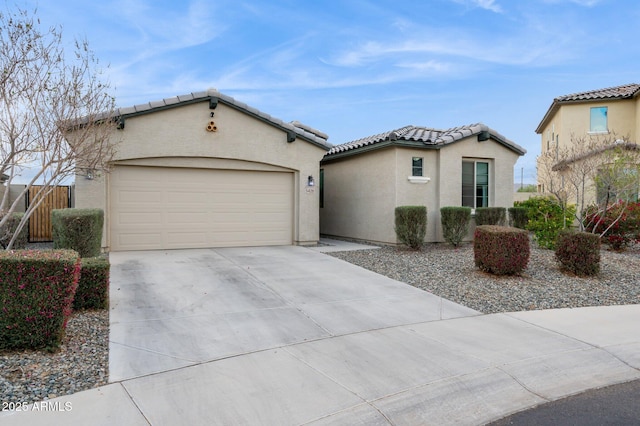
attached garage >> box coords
[74,89,330,251]
[109,166,294,251]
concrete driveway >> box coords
[2,243,639,425]
[108,245,478,381]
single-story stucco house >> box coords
[319,124,526,244]
[75,89,330,251]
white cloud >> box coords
[450,0,504,13]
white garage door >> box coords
[110,166,293,251]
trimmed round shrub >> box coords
[508,206,528,229]
[474,225,530,275]
[74,257,110,310]
[440,206,471,247]
[474,207,506,226]
[0,249,80,350]
[555,230,600,276]
[394,206,427,250]
[52,208,103,258]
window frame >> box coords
[412,157,424,177]
[319,168,324,208]
[462,160,490,209]
[589,106,608,134]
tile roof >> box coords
[536,83,640,133]
[555,83,640,102]
[115,89,331,149]
[325,123,525,158]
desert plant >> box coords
[394,206,427,249]
[440,206,471,247]
[584,201,640,251]
[52,208,103,258]
[516,196,575,249]
[74,257,110,310]
[508,206,528,229]
[474,207,506,226]
[0,249,80,350]
[555,230,600,276]
[474,225,530,275]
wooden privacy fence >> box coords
[27,186,71,242]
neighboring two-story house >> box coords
[535,83,640,204]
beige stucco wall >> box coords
[320,148,397,244]
[539,99,638,159]
[75,100,327,249]
[393,148,440,242]
[320,135,520,244]
[537,97,639,196]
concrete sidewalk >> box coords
[1,244,639,425]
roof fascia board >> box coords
[322,140,439,163]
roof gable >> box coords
[115,89,331,150]
[536,83,640,134]
[323,123,525,160]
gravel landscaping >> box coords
[0,310,109,407]
[329,242,640,314]
[2,240,639,408]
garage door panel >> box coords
[166,212,209,225]
[110,166,293,251]
[118,190,163,204]
[117,212,163,225]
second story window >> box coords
[590,106,608,133]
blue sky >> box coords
[18,0,640,184]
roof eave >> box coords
[321,140,438,163]
[116,90,331,151]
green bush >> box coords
[555,230,601,276]
[508,207,528,229]
[0,212,28,249]
[394,206,427,250]
[74,257,110,310]
[516,196,575,249]
[52,208,103,258]
[0,249,80,351]
[474,207,506,226]
[440,206,471,247]
[474,225,530,275]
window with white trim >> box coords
[462,161,489,208]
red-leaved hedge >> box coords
[474,225,530,275]
[555,230,601,276]
[0,249,80,351]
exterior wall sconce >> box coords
[85,169,95,180]
[307,175,315,187]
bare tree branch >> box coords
[0,6,117,249]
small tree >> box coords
[537,134,640,244]
[0,6,117,249]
